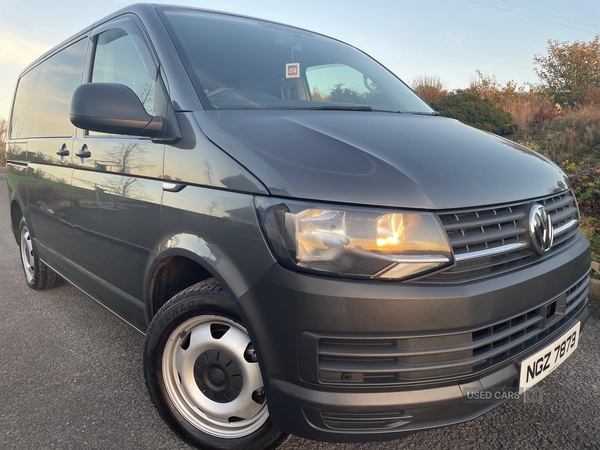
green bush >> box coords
[431,91,514,135]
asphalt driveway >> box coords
[0,167,599,449]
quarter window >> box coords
[307,64,373,104]
[10,39,86,139]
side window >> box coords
[91,28,156,115]
[306,64,390,108]
[11,39,86,139]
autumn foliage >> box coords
[534,35,600,103]
[410,74,447,105]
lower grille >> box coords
[320,410,412,431]
[317,274,589,386]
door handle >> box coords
[56,146,70,157]
[75,145,91,159]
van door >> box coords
[69,16,165,325]
[10,38,87,274]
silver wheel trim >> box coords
[20,227,35,283]
[162,315,269,439]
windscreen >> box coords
[162,9,433,113]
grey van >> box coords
[5,4,591,449]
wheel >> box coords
[18,218,63,290]
[144,278,289,450]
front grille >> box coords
[317,274,589,386]
[428,191,580,282]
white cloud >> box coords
[0,31,52,119]
[445,33,465,49]
[0,30,50,66]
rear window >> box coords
[162,9,431,114]
[11,39,86,139]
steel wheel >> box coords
[161,315,269,439]
[20,226,35,283]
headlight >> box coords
[255,197,453,280]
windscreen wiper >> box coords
[405,111,441,116]
[296,105,374,111]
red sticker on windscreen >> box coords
[286,63,300,78]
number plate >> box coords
[519,321,580,390]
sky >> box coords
[0,0,599,120]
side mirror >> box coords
[70,83,163,137]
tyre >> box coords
[18,218,63,290]
[144,278,288,450]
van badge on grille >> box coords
[528,204,554,255]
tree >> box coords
[136,83,155,113]
[311,87,330,102]
[328,83,368,104]
[0,117,7,166]
[431,91,514,135]
[469,70,523,106]
[411,74,447,105]
[533,35,600,102]
[0,117,7,144]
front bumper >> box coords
[236,233,591,443]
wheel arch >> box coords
[144,232,269,324]
[6,163,31,245]
[10,199,25,244]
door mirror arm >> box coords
[152,95,182,145]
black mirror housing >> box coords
[70,83,163,137]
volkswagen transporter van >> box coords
[5,4,591,449]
